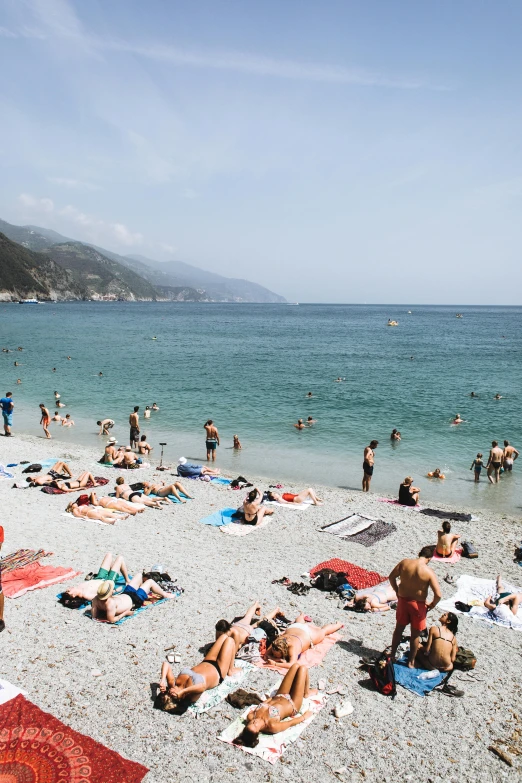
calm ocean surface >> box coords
[1,302,521,514]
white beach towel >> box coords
[0,679,26,705]
[61,512,118,527]
[265,499,313,510]
[439,574,522,630]
[219,517,270,536]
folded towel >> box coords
[200,508,239,526]
[321,514,374,538]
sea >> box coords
[1,302,521,514]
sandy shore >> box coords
[0,432,521,783]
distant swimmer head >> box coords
[178,457,187,465]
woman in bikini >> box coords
[235,663,315,747]
[484,574,522,616]
[415,612,458,671]
[26,461,73,486]
[156,635,240,710]
[267,488,323,506]
[266,614,343,669]
[114,477,165,508]
[142,479,193,503]
[88,492,146,515]
[241,488,274,526]
[51,471,100,493]
[346,582,397,613]
[435,521,461,558]
[65,500,128,524]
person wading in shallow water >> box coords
[362,440,378,492]
[487,440,504,484]
[204,420,220,461]
[129,406,140,449]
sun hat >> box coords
[97,580,115,601]
[178,457,187,464]
[107,436,117,444]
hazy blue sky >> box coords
[1,0,521,303]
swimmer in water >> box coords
[51,411,63,423]
[233,434,242,450]
[427,468,445,479]
[67,356,71,360]
[99,372,103,377]
[494,393,502,400]
[61,414,75,427]
[14,361,20,367]
[470,392,478,398]
[306,392,313,398]
[152,403,159,411]
[306,416,316,425]
[391,429,401,441]
[334,377,345,383]
[294,419,307,430]
[16,379,21,384]
[52,368,56,372]
[453,414,463,424]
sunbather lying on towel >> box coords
[88,491,146,515]
[266,488,323,506]
[92,573,174,623]
[58,553,130,607]
[141,480,193,503]
[26,461,73,486]
[436,521,461,558]
[415,612,458,672]
[215,601,283,653]
[49,471,101,493]
[176,457,221,478]
[484,575,522,616]
[240,488,274,526]
[156,635,240,710]
[65,499,129,523]
[115,478,165,508]
[235,663,315,747]
[345,582,397,613]
[266,615,343,669]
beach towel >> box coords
[0,679,26,706]
[85,592,179,625]
[0,694,148,783]
[438,575,522,630]
[187,661,255,714]
[432,548,462,564]
[0,464,14,480]
[41,476,109,495]
[2,562,81,598]
[310,559,387,590]
[420,509,475,522]
[378,498,422,510]
[200,507,239,526]
[151,492,191,504]
[265,499,312,510]
[61,512,117,526]
[321,514,374,539]
[210,477,231,485]
[0,549,52,573]
[393,657,445,696]
[256,634,339,674]
[218,691,327,764]
[219,517,270,536]
[349,520,397,548]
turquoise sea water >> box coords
[1,302,521,513]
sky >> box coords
[1,0,522,304]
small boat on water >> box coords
[18,298,43,304]
[456,313,463,318]
[407,310,412,314]
[387,319,399,327]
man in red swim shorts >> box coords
[389,545,441,668]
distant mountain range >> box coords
[0,218,286,303]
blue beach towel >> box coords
[200,508,239,526]
[57,590,179,625]
[210,477,232,486]
[151,492,191,504]
[393,657,445,696]
[0,465,14,479]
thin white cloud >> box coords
[0,26,18,38]
[48,176,100,191]
[18,193,54,212]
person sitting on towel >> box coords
[156,635,240,710]
[345,582,397,613]
[92,573,174,623]
[215,602,283,653]
[266,487,323,506]
[266,614,343,669]
[176,456,221,478]
[435,521,461,558]
[141,479,193,503]
[58,553,131,607]
[240,488,274,526]
[25,461,73,486]
[415,612,459,672]
[398,476,420,506]
[235,663,316,747]
[484,574,522,616]
[115,477,165,508]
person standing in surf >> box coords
[129,406,140,449]
[362,440,378,492]
[39,403,51,439]
[204,420,220,461]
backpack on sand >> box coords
[365,652,396,698]
[311,568,347,592]
[461,541,478,558]
[454,647,477,670]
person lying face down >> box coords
[155,635,240,711]
[114,477,165,508]
[265,614,343,669]
[92,574,174,624]
[345,582,397,613]
[235,663,315,747]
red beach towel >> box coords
[256,634,340,674]
[41,477,109,495]
[310,558,386,589]
[0,694,148,783]
[2,562,81,598]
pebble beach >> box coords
[1,432,521,783]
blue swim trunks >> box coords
[2,412,12,427]
[123,584,148,608]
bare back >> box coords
[392,558,436,601]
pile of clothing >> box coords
[235,614,291,663]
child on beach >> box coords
[233,434,242,449]
[470,453,483,482]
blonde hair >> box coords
[403,476,413,485]
[270,637,290,661]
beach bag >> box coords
[22,463,42,474]
[366,652,396,698]
[454,647,476,670]
[312,568,347,592]
[514,545,522,563]
[461,541,478,559]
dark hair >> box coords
[234,727,260,748]
[6,392,12,397]
[58,593,86,610]
[116,476,124,485]
[266,491,276,501]
[445,612,458,634]
[215,619,231,635]
[140,435,146,441]
[492,440,498,446]
[247,489,258,503]
[442,521,451,533]
[354,597,370,613]
[504,440,509,446]
[206,419,213,425]
[419,545,436,559]
[97,420,102,425]
[154,691,178,712]
[134,406,139,412]
[370,440,379,448]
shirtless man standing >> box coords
[487,440,504,484]
[503,440,519,472]
[204,419,220,461]
[389,545,441,668]
[129,406,140,449]
[362,440,378,492]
